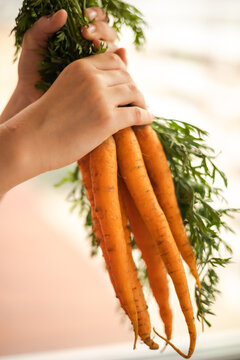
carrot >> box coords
[78,155,112,272]
[134,125,201,290]
[89,136,138,349]
[80,154,158,349]
[114,128,196,358]
[120,179,173,343]
[78,155,101,244]
[118,178,159,350]
[78,155,133,329]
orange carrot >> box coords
[118,178,159,350]
[79,154,158,349]
[78,155,102,244]
[134,125,201,290]
[78,155,132,327]
[121,179,173,343]
[89,136,138,349]
[114,128,196,358]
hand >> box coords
[18,7,118,103]
[82,7,118,53]
[0,51,152,195]
[0,7,118,123]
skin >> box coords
[0,7,152,198]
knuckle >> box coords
[98,106,112,126]
[85,71,97,84]
[97,7,107,19]
[123,70,131,81]
[22,30,31,44]
[118,69,130,81]
[108,52,122,65]
[70,59,96,81]
[22,29,37,49]
[88,72,103,90]
[133,107,143,125]
[22,18,49,50]
[128,82,137,93]
[70,59,86,73]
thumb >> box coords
[22,10,68,51]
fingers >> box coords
[82,21,117,42]
[84,51,126,70]
[47,10,68,33]
[115,48,128,66]
[114,107,153,131]
[99,69,131,87]
[108,82,147,109]
[22,10,67,51]
[92,40,118,53]
[84,7,107,22]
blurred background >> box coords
[0,0,240,359]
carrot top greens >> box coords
[152,118,237,326]
[13,0,237,328]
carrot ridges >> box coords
[120,178,173,343]
[89,136,138,348]
[114,128,196,358]
[118,177,159,350]
[134,125,201,291]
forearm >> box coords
[0,83,41,124]
[0,83,43,200]
[0,122,26,197]
[0,103,41,197]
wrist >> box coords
[0,82,43,124]
[0,85,23,124]
[16,81,43,105]
[0,122,26,195]
[0,100,46,195]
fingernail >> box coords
[100,40,108,48]
[87,9,97,20]
[88,24,96,33]
[93,40,108,51]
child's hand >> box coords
[82,7,118,53]
[0,7,118,123]
[18,7,117,103]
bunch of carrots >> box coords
[78,125,201,358]
[13,0,203,357]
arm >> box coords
[0,84,31,124]
[0,117,32,198]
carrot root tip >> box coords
[133,330,138,350]
[153,328,191,359]
[160,342,168,353]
